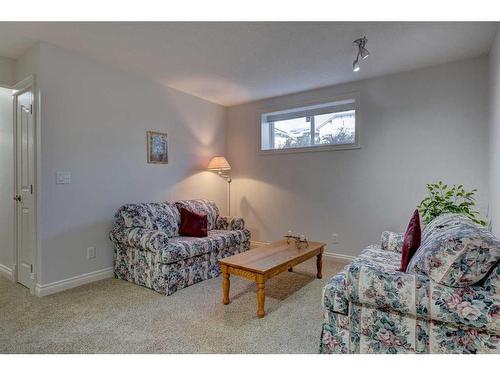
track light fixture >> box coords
[353,36,370,72]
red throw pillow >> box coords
[179,207,208,237]
[400,209,421,272]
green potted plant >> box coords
[418,181,487,226]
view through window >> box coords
[261,97,358,152]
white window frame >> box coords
[259,92,360,154]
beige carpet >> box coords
[0,259,344,353]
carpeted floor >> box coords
[0,258,344,353]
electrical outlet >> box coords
[331,233,339,244]
[87,246,96,260]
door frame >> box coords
[12,75,39,294]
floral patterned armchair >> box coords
[110,199,251,295]
[320,213,500,354]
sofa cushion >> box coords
[117,203,155,229]
[216,215,245,231]
[175,199,220,230]
[147,202,181,237]
[179,207,208,237]
[421,212,475,240]
[160,229,250,264]
[400,209,421,271]
[407,214,500,287]
[116,202,180,237]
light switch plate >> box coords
[56,172,71,184]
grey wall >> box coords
[14,44,40,84]
[0,87,14,272]
[0,56,14,86]
[489,29,500,237]
[227,57,490,257]
[16,43,228,285]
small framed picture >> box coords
[147,131,168,164]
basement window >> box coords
[260,95,359,153]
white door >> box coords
[14,88,35,289]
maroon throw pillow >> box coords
[179,207,208,237]
[400,209,421,272]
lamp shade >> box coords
[207,156,231,171]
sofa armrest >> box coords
[380,231,404,253]
[347,261,426,317]
[110,226,169,252]
[347,262,499,332]
[216,215,245,231]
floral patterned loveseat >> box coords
[109,199,251,295]
[320,213,500,354]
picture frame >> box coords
[147,130,169,164]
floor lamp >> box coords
[207,156,232,216]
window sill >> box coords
[259,143,361,155]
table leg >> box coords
[222,270,230,305]
[316,251,323,279]
[257,279,265,318]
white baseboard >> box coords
[323,252,355,264]
[35,267,114,297]
[0,263,14,282]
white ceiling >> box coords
[0,22,497,106]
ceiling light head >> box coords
[352,36,370,71]
[352,59,360,72]
[360,47,370,59]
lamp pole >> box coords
[218,170,232,216]
[227,176,232,216]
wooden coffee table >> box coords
[219,239,325,318]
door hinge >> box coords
[30,184,33,194]
[30,264,33,273]
[30,104,33,114]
